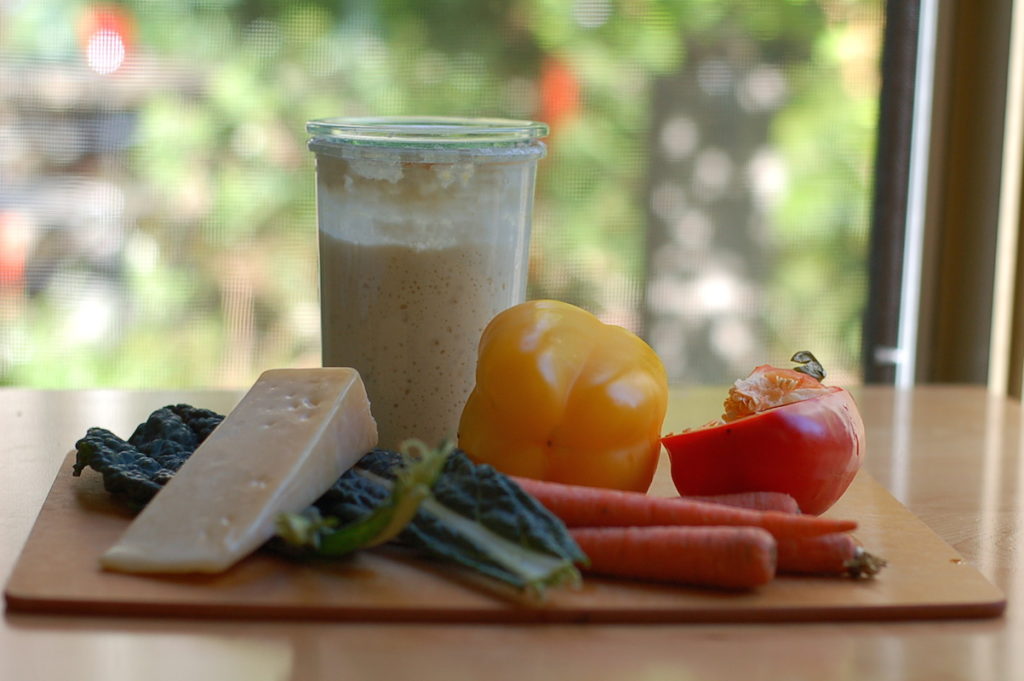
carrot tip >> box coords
[845,548,887,578]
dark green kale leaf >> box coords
[126,404,223,456]
[309,448,587,592]
[72,404,224,509]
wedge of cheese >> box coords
[101,367,378,573]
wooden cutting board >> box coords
[3,452,1006,623]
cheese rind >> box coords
[101,367,378,573]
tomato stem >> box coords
[790,351,826,381]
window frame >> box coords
[863,0,1024,392]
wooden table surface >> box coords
[1,384,1021,681]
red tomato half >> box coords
[662,364,865,516]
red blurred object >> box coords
[538,56,580,136]
[0,212,28,289]
[77,4,135,74]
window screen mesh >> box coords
[0,1,883,388]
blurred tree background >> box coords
[0,0,882,389]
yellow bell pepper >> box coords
[458,299,669,492]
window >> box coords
[0,1,884,388]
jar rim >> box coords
[306,116,549,148]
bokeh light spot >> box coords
[86,29,126,75]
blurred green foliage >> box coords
[0,0,881,388]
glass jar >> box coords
[307,116,548,448]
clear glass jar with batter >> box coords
[307,116,547,449]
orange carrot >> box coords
[776,533,886,578]
[680,491,801,514]
[513,476,857,540]
[570,526,777,590]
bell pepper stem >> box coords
[791,351,826,381]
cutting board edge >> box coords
[4,585,1007,625]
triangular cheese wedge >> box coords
[101,367,378,573]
